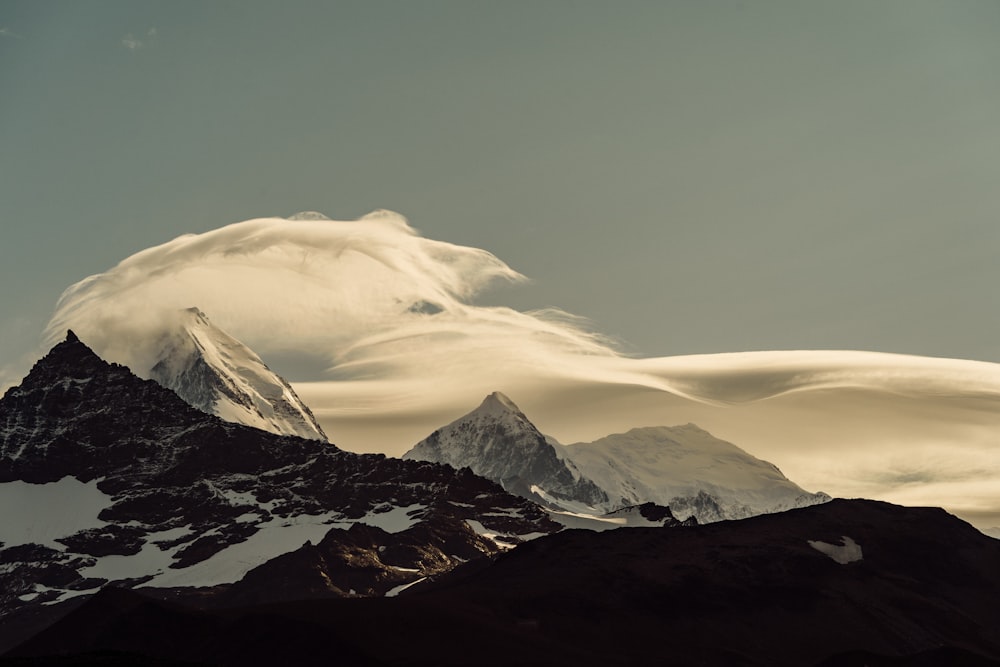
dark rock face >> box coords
[602,501,699,526]
[5,500,1000,667]
[0,333,559,650]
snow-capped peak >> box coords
[406,392,829,524]
[473,391,524,418]
[560,425,830,522]
[148,307,328,441]
[403,392,609,510]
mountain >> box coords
[5,500,999,667]
[0,333,558,651]
[148,307,327,441]
[404,393,828,523]
[563,424,830,522]
[403,392,609,511]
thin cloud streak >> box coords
[42,212,1000,529]
[121,27,156,51]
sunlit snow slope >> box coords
[148,307,327,441]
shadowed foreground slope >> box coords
[4,499,1000,667]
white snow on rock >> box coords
[808,535,863,564]
[385,577,426,597]
[354,503,426,533]
[561,424,830,523]
[544,505,680,532]
[67,503,430,591]
[407,392,828,525]
[0,478,112,548]
[77,526,192,586]
[465,519,546,550]
[148,307,328,441]
[148,511,343,588]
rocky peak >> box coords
[403,392,609,511]
[0,339,560,635]
[475,391,523,418]
[147,307,328,441]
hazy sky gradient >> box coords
[4,1,1000,378]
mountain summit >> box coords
[564,424,831,522]
[0,334,557,645]
[406,392,830,522]
[148,307,327,441]
[404,392,610,511]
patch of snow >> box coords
[79,526,191,582]
[808,535,863,564]
[464,519,545,549]
[0,478,112,548]
[148,511,342,588]
[530,485,600,515]
[385,577,426,597]
[545,510,628,532]
[356,504,425,533]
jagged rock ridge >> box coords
[0,333,558,641]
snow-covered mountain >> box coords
[0,333,558,638]
[148,307,327,441]
[403,392,609,511]
[405,392,829,523]
[562,424,830,523]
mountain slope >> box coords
[561,424,830,522]
[403,392,609,510]
[148,307,327,441]
[0,333,558,650]
[405,393,827,523]
[6,500,1000,667]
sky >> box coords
[3,2,1000,526]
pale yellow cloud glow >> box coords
[44,213,1000,529]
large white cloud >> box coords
[43,211,1000,529]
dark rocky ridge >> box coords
[0,332,558,650]
[4,499,999,666]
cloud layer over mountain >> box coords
[42,212,1000,528]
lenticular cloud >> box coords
[44,211,617,386]
[42,211,1000,528]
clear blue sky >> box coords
[3,0,1000,382]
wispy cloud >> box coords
[39,210,1000,529]
[0,26,22,39]
[121,27,157,51]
